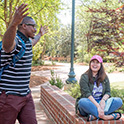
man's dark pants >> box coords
[0,91,37,124]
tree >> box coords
[0,0,62,61]
[75,0,97,62]
[75,0,124,66]
[86,0,124,66]
[45,24,72,58]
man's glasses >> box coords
[20,23,37,28]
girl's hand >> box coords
[97,106,104,118]
[100,99,105,110]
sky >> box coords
[57,0,81,25]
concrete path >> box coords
[31,62,124,84]
[32,94,54,124]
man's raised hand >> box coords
[11,3,29,26]
[39,25,48,36]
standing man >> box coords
[0,3,48,124]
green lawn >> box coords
[110,81,124,89]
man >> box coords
[0,3,48,124]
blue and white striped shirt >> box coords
[0,31,33,96]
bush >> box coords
[118,68,124,73]
[49,70,64,89]
[104,64,124,73]
[111,88,124,113]
[105,65,116,73]
[65,83,81,99]
[32,59,45,66]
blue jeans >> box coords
[78,97,123,118]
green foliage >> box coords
[0,0,62,61]
[46,25,72,58]
[85,0,124,66]
[111,88,124,113]
[75,0,100,63]
[75,0,124,66]
[104,63,124,73]
[49,70,64,89]
[105,65,116,73]
[119,68,124,72]
[110,81,124,89]
[65,83,81,99]
[32,42,43,61]
[32,59,45,66]
[51,61,56,65]
[83,54,92,63]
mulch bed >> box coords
[29,75,49,88]
[30,65,56,87]
[31,65,59,71]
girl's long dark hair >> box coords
[85,62,107,86]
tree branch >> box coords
[11,0,20,17]
[8,0,14,25]
[4,0,8,28]
[34,5,46,16]
[0,16,5,22]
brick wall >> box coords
[40,84,124,124]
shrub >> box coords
[65,83,81,99]
[49,70,64,89]
[105,65,116,73]
[111,88,124,113]
[119,68,124,73]
[32,59,44,66]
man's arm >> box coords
[2,3,29,53]
[32,25,48,46]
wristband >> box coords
[102,99,106,101]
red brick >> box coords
[40,85,124,124]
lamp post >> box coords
[66,0,77,84]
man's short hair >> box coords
[21,16,34,24]
[18,16,34,29]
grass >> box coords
[110,81,124,89]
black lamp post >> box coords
[66,0,77,84]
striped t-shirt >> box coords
[0,31,33,96]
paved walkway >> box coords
[32,90,54,124]
[32,62,124,83]
[16,62,124,124]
